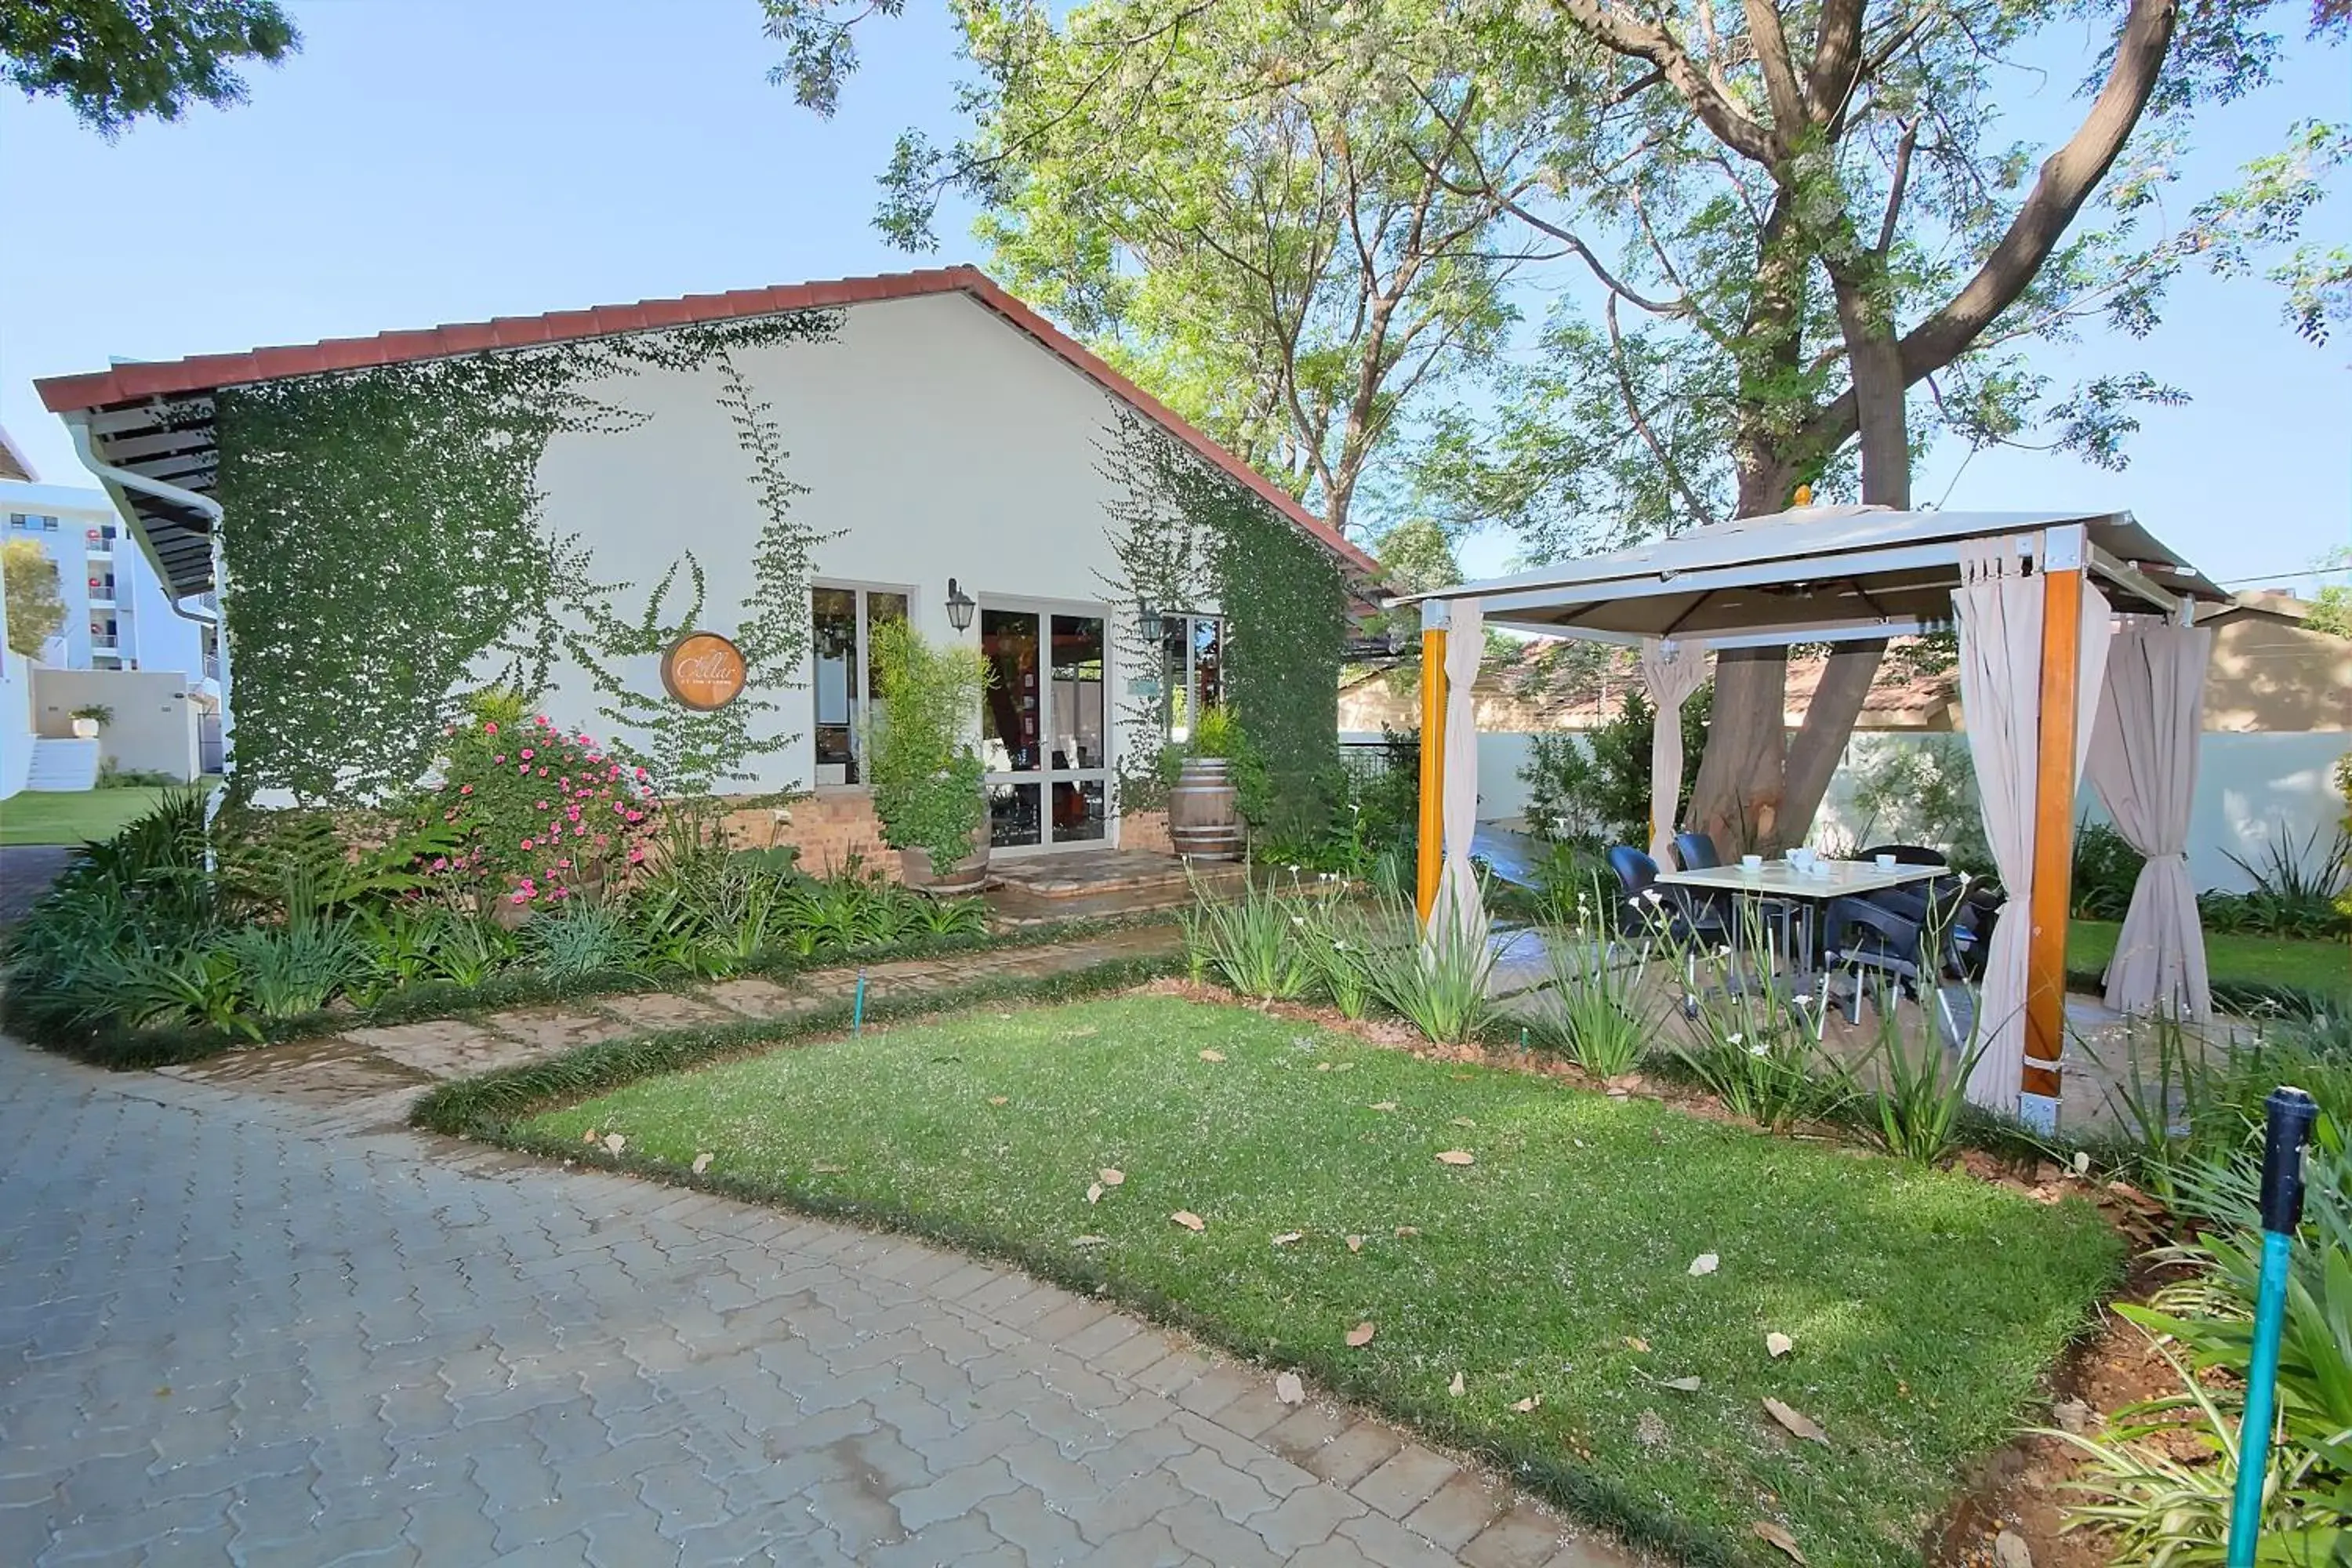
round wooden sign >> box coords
[660,632,748,711]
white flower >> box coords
[1642,888,1664,906]
[1748,1041,1770,1058]
[1290,916,1305,927]
[1726,1033,1744,1047]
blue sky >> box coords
[3,0,2345,590]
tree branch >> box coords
[1549,0,1780,165]
[1606,296,1718,532]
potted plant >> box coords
[69,702,113,740]
[1169,705,1244,861]
[866,619,993,893]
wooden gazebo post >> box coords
[1416,600,1449,924]
[2022,525,2087,1113]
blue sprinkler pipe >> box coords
[851,969,867,1036]
[2226,1084,2318,1568]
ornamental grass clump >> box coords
[1181,870,1312,1000]
[423,690,659,910]
[1536,880,1661,1077]
[1655,898,1854,1131]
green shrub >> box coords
[523,899,642,982]
[1520,687,1706,851]
[866,620,990,877]
[2200,822,2351,941]
[1534,882,1661,1076]
[2070,818,2145,920]
[1842,735,1994,876]
[1181,874,1311,1000]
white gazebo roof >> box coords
[1396,505,2225,646]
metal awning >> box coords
[1396,505,2224,644]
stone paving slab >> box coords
[0,1034,1646,1567]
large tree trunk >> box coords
[1686,457,1798,852]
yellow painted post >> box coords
[1416,618,1447,924]
[2024,555,2084,1109]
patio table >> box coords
[1655,858,1947,981]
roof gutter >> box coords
[63,410,220,630]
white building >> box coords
[32,268,1372,862]
[2,480,214,679]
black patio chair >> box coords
[1820,875,1984,1041]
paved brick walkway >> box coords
[0,1036,1640,1566]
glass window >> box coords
[809,584,911,786]
[1160,614,1225,742]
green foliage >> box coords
[1534,893,1665,1077]
[1844,737,1994,877]
[67,702,113,726]
[864,619,990,876]
[0,0,297,136]
[2,537,64,657]
[1185,706,1240,760]
[2060,1117,2352,1563]
[212,314,838,803]
[1180,873,1312,1001]
[2200,822,2352,941]
[522,900,642,984]
[1521,688,1707,851]
[1864,995,1990,1165]
[2072,818,2147,920]
[96,761,180,789]
[1099,412,1347,837]
[2307,585,2352,638]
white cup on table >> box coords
[1875,853,1898,872]
[1740,853,1763,872]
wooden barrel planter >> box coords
[900,834,991,895]
[1168,757,1243,862]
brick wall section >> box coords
[719,790,900,880]
[715,794,1180,877]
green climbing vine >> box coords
[213,314,839,803]
[1098,412,1348,837]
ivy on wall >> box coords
[1099,412,1348,836]
[213,315,839,803]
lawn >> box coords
[530,995,2122,1566]
[0,786,196,846]
[2069,918,2348,998]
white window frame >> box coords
[810,579,913,788]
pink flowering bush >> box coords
[423,692,658,909]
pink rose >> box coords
[521,837,535,850]
[484,722,499,735]
[626,848,646,865]
[492,755,505,765]
[459,783,474,796]
[535,800,548,811]
[430,858,448,872]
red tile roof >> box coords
[34,265,1376,575]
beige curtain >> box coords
[1954,539,2042,1112]
[1431,597,1489,956]
[2089,619,2213,1018]
[1639,639,1710,864]
[1955,538,2113,1113]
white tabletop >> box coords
[1656,859,1947,898]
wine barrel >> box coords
[900,837,991,895]
[1168,757,1243,861]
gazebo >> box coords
[1399,505,2227,1127]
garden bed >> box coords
[512,993,2123,1567]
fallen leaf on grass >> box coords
[811,1162,845,1174]
[1171,1210,1206,1232]
[691,1152,713,1175]
[1070,1235,1109,1247]
[1754,1521,1807,1563]
[1272,1232,1305,1247]
[1450,1116,1476,1128]
[1393,1225,1420,1238]
[1436,1150,1476,1166]
[1332,1062,1355,1073]
[603,1134,626,1156]
[1763,1397,1829,1445]
[987,1095,1008,1105]
[1448,1371,1465,1397]
[1368,1101,1399,1112]
[582,1127,598,1145]
[1316,1062,1334,1072]
[1087,1183,1105,1204]
[1657,1375,1703,1393]
[1511,1393,1542,1413]
[1345,1322,1377,1348]
[1624,1336,1651,1353]
[1276,1372,1305,1405]
[1766,1332,1794,1359]
[1199,1049,1226,1062]
[1098,1168,1124,1185]
[1345,1235,1364,1253]
[1687,1252,1719,1276]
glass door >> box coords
[979,601,1109,851]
